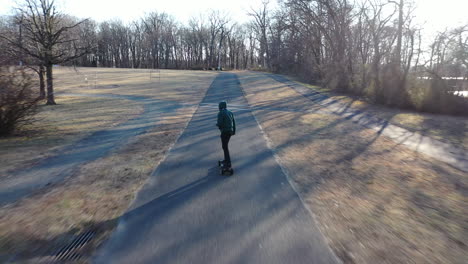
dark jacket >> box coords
[216,102,236,134]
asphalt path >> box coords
[93,73,340,264]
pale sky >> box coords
[0,0,275,24]
[1,0,467,36]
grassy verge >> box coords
[280,74,468,149]
[239,71,468,264]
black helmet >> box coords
[219,101,227,110]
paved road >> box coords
[0,94,185,206]
[93,73,340,264]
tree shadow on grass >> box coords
[3,168,226,263]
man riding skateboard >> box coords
[216,101,236,171]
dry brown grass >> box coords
[238,71,468,264]
[0,96,143,176]
[1,67,215,175]
[0,68,216,263]
[53,67,215,101]
[280,73,468,149]
[0,107,195,263]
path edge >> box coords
[91,73,220,262]
[236,72,343,264]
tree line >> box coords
[74,11,255,71]
[260,0,467,113]
[1,0,467,114]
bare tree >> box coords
[249,0,271,69]
[206,11,229,69]
[0,15,46,98]
[1,0,91,105]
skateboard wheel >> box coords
[219,166,233,176]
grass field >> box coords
[0,96,143,177]
[286,75,468,149]
[238,71,467,264]
[1,68,466,263]
[0,67,217,263]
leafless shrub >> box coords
[0,67,41,136]
[424,76,468,116]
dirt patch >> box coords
[238,71,468,264]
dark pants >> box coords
[221,132,232,166]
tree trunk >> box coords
[39,65,46,99]
[395,0,403,65]
[393,0,409,107]
[45,64,56,105]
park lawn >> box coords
[53,67,217,102]
[284,74,468,149]
[0,68,216,263]
[0,96,143,178]
[0,106,196,263]
[238,71,467,264]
